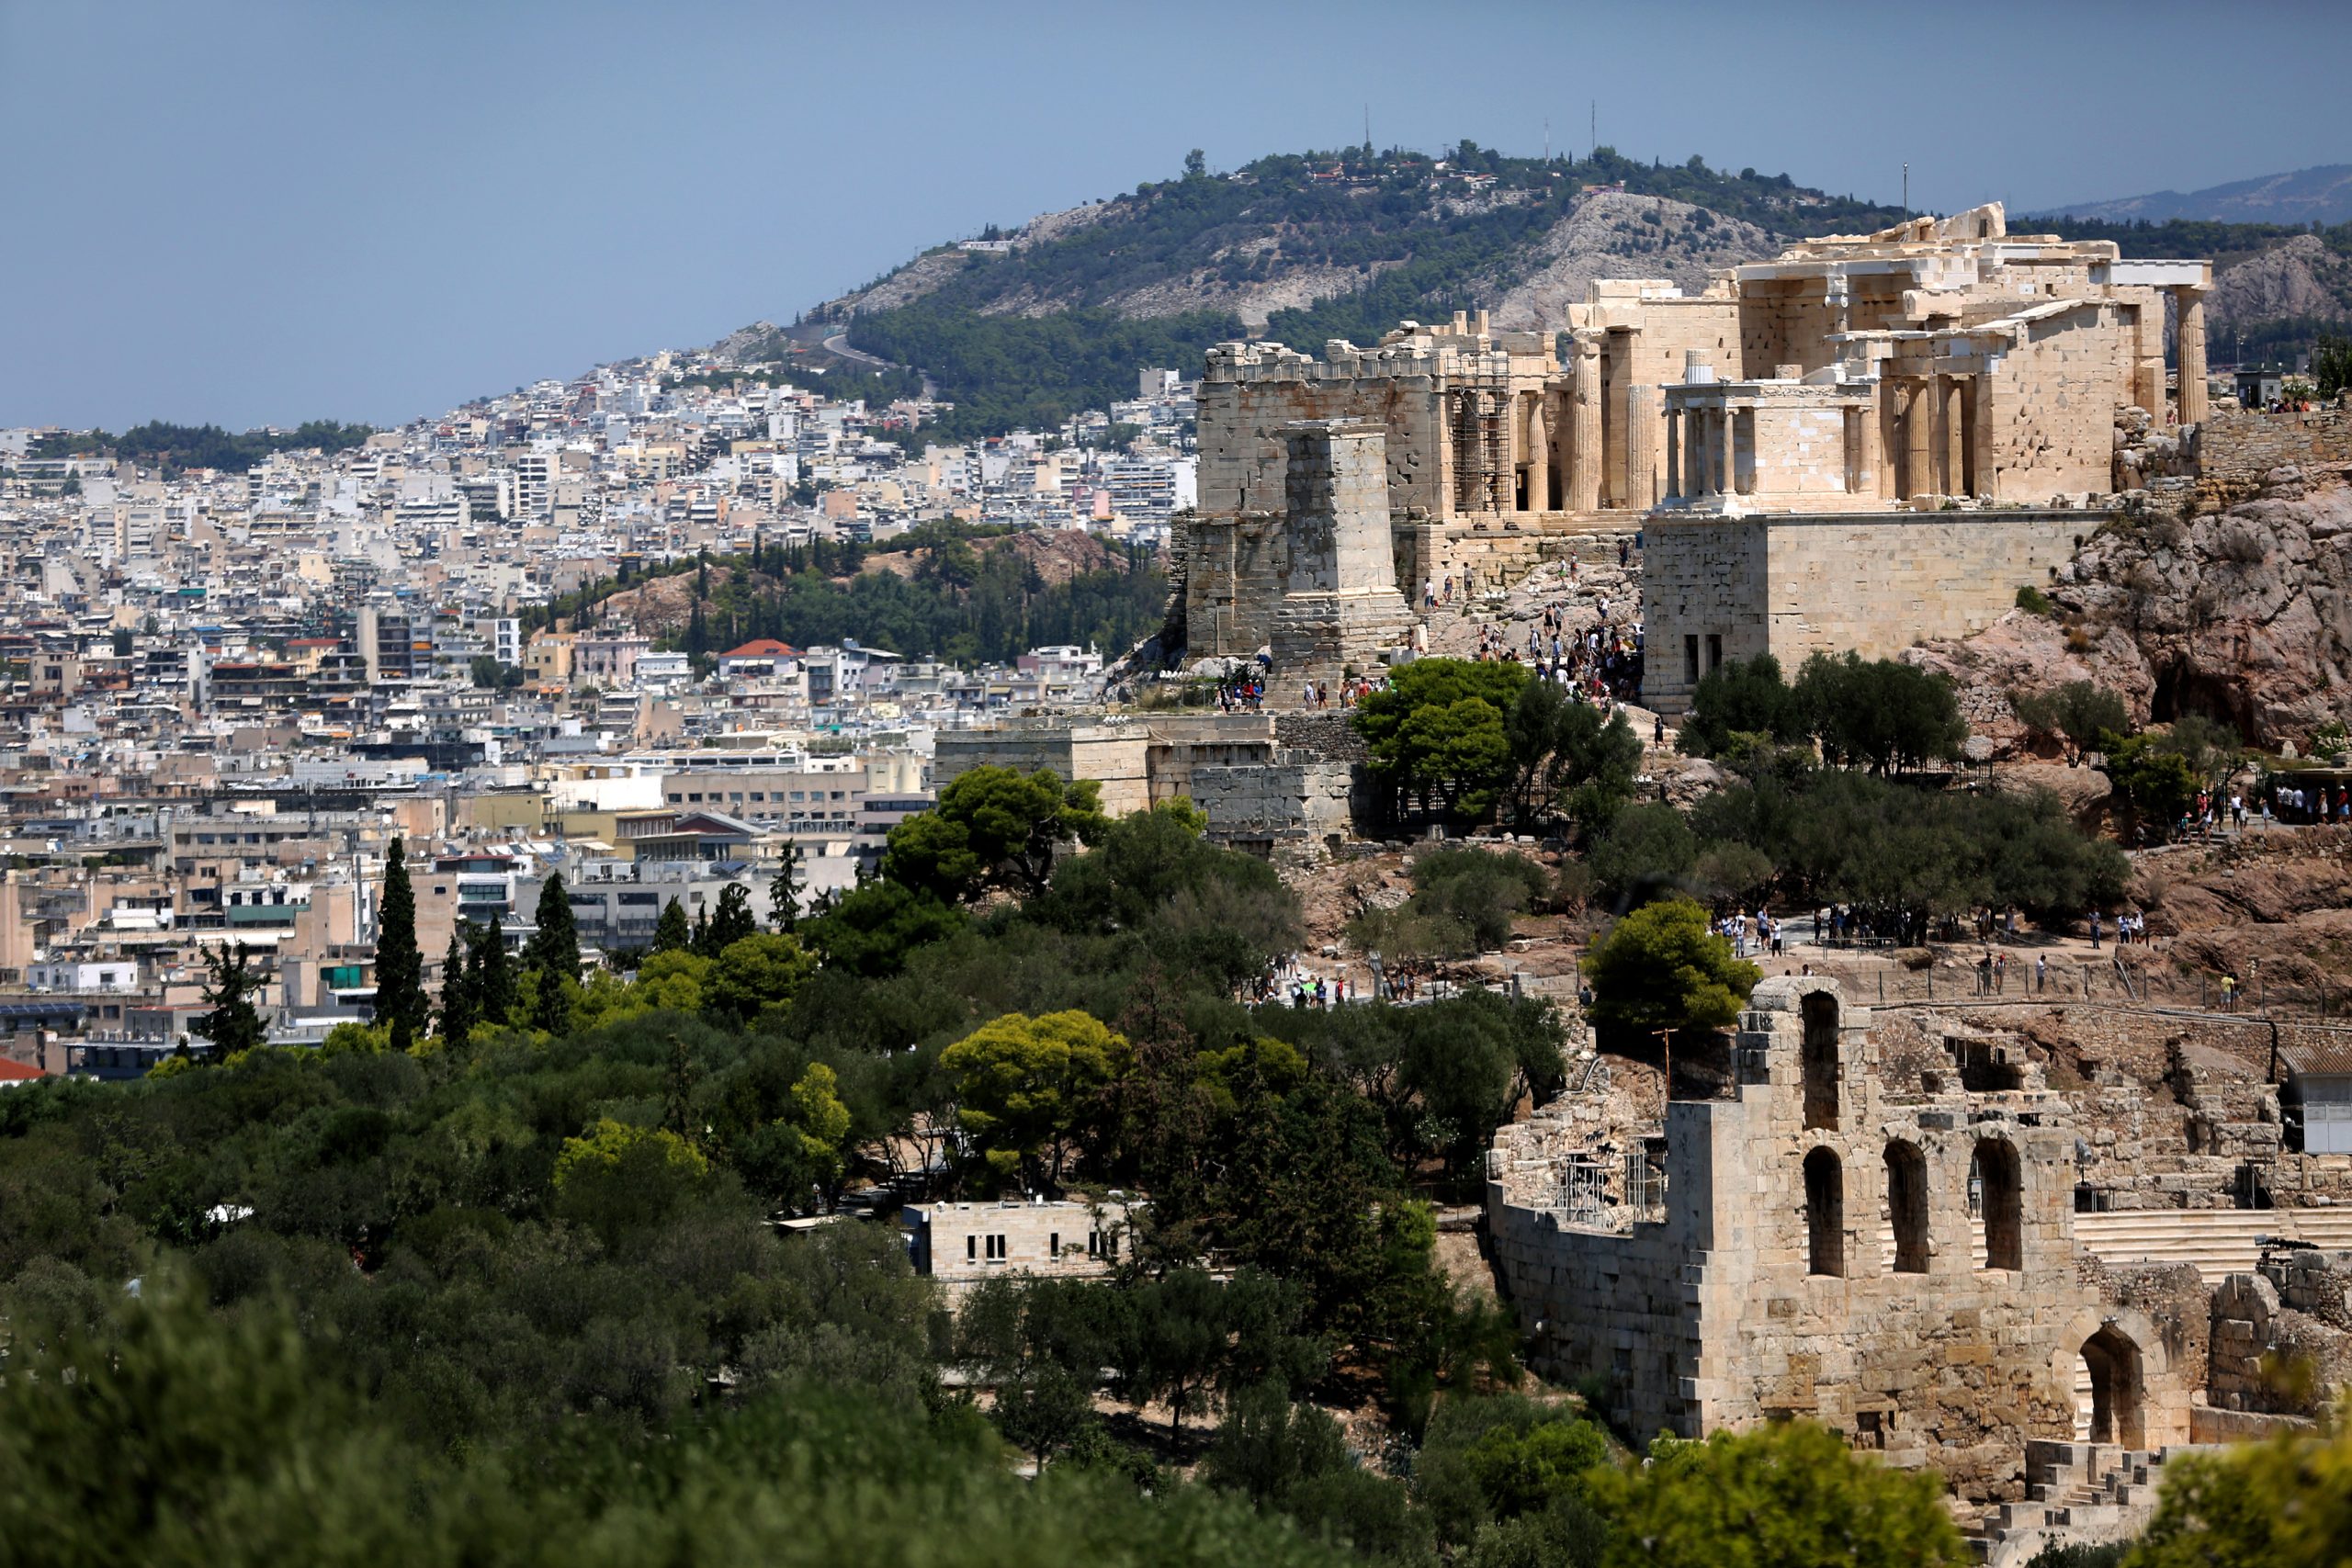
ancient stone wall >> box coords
[1642,512,2088,713]
[930,725,1155,818]
[1271,711,1368,762]
[1981,306,2133,500]
[1190,751,1356,856]
[1266,423,1415,688]
[1489,979,2195,1502]
[2197,400,2352,490]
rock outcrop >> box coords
[1915,470,2352,750]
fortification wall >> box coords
[2198,401,2352,489]
[1642,512,2088,713]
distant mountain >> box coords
[2038,164,2352,228]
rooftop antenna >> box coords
[1902,163,1909,217]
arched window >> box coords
[1884,1140,1929,1274]
[1804,1146,1845,1278]
[1801,991,1840,1130]
[1973,1137,2023,1270]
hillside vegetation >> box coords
[742,146,2352,436]
[813,143,1907,443]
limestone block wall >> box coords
[1196,363,1443,522]
[1487,980,2192,1501]
[1191,752,1357,853]
[1641,512,2088,714]
[1271,711,1369,762]
[2198,401,2352,488]
[1984,307,2129,500]
[932,727,1154,818]
[1746,402,1861,500]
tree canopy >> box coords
[1581,897,1760,1047]
[883,766,1109,903]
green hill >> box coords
[736,144,2352,436]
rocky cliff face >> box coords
[2208,233,2352,340]
[1914,469,2352,750]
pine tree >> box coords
[375,838,428,1044]
[473,914,515,1029]
[437,929,475,1048]
[652,897,692,953]
[527,874,579,1034]
[768,848,802,932]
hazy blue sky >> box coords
[4,0,2344,432]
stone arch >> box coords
[2053,1307,2171,1450]
[1801,990,1840,1130]
[1804,1145,1845,1278]
[1884,1138,1929,1274]
[1972,1136,2023,1270]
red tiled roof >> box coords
[720,638,799,658]
[0,1059,46,1081]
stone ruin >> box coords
[1486,979,2352,1554]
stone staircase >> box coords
[2074,1207,2352,1281]
[1968,1439,2218,1566]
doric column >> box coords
[1451,389,1480,513]
[1623,382,1655,510]
[1523,391,1551,513]
[1483,391,1510,513]
[2176,288,2209,424]
[1939,376,1965,496]
[1664,408,1682,500]
[1717,406,1737,496]
[1566,342,1603,512]
[1904,378,1933,502]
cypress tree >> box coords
[652,897,692,953]
[691,904,711,956]
[473,914,515,1028]
[437,929,474,1048]
[769,849,802,932]
[376,838,428,1045]
[527,874,579,1034]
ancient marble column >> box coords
[1567,339,1602,512]
[1623,382,1655,510]
[1664,408,1681,500]
[1524,391,1551,513]
[1939,376,1965,496]
[1904,378,1933,502]
[2176,288,2209,424]
[1483,391,1511,513]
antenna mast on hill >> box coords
[1590,101,1596,161]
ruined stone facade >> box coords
[1263,422,1415,686]
[1487,978,2193,1503]
[1171,202,2217,713]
